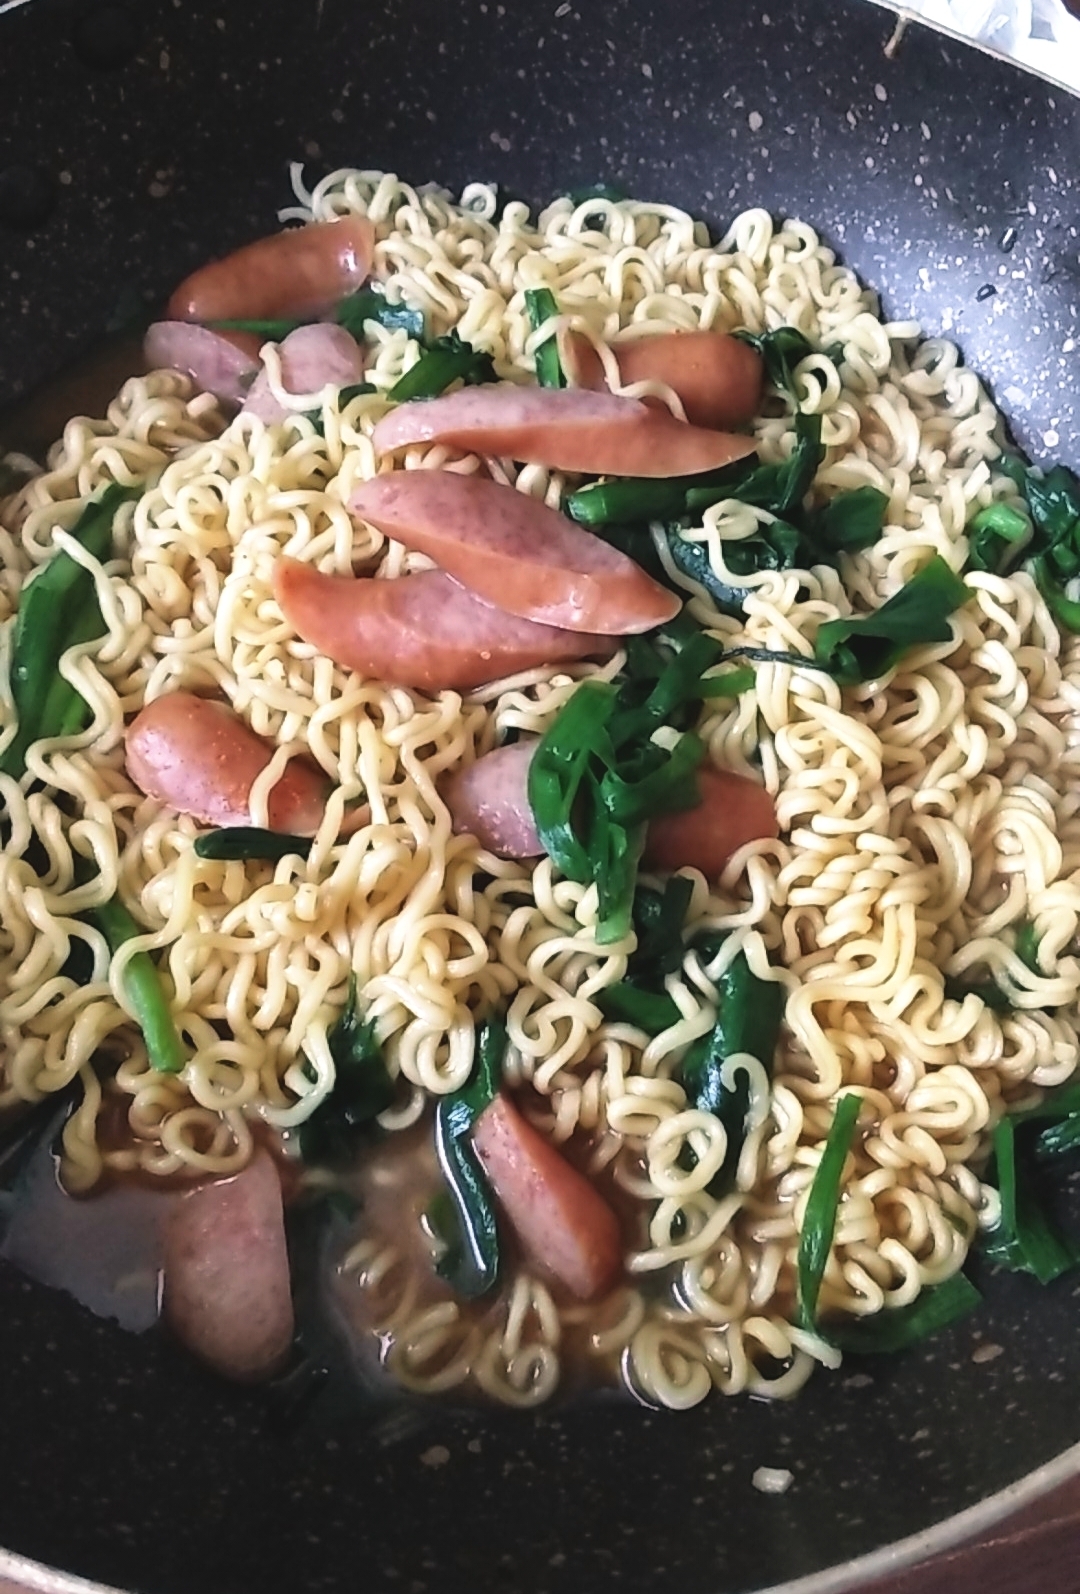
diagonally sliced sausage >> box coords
[162,1150,294,1383]
[441,740,544,858]
[143,322,262,407]
[125,692,331,833]
[371,386,758,479]
[243,324,367,424]
[167,218,376,324]
[557,328,764,431]
[348,472,679,635]
[643,765,779,878]
[471,1092,623,1301]
[444,739,777,873]
[273,560,618,694]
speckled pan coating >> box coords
[1,1,1080,1591]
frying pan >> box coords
[1,1,1080,1589]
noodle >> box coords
[2,169,1078,1410]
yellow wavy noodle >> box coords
[2,171,1078,1408]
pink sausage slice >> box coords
[349,473,679,635]
[162,1151,294,1383]
[167,217,376,324]
[558,328,764,431]
[243,324,367,424]
[372,386,758,479]
[126,692,330,833]
[143,322,262,406]
[444,740,778,872]
[273,560,618,693]
[643,765,778,879]
[442,740,544,858]
[473,1094,622,1300]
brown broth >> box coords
[1,332,146,460]
[323,1110,648,1406]
[0,1128,175,1332]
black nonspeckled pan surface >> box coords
[2,0,1080,1590]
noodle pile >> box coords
[3,168,1080,1410]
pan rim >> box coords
[758,1434,1080,1593]
[863,0,1080,98]
[1,1435,1079,1594]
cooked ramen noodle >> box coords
[1,167,1078,1410]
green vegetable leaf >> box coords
[1,482,143,782]
[84,890,187,1075]
[297,975,394,1166]
[1032,554,1080,634]
[813,555,970,686]
[610,631,725,744]
[333,290,426,342]
[992,455,1080,632]
[734,326,815,399]
[630,876,695,979]
[524,287,565,389]
[803,486,890,557]
[527,629,742,944]
[596,878,693,1035]
[193,827,314,863]
[388,329,497,402]
[701,665,756,698]
[944,917,1044,1013]
[596,983,681,1033]
[206,316,298,337]
[566,467,750,529]
[599,730,705,827]
[1012,1081,1080,1128]
[943,974,1013,1013]
[566,411,825,540]
[983,1115,1078,1284]
[209,289,425,344]
[663,528,755,616]
[1035,1115,1080,1162]
[527,679,617,886]
[432,1019,505,1298]
[966,502,1031,575]
[999,455,1080,549]
[688,414,824,522]
[829,1271,982,1354]
[797,1091,862,1327]
[679,950,783,1193]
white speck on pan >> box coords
[753,1466,794,1495]
[972,1342,1005,1365]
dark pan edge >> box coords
[3,1436,1080,1594]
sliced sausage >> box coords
[558,328,764,431]
[143,321,262,407]
[273,560,618,693]
[349,472,679,635]
[126,691,330,833]
[243,324,367,424]
[442,740,544,858]
[472,1093,623,1300]
[643,765,778,878]
[162,1151,294,1383]
[167,217,376,324]
[372,386,758,479]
